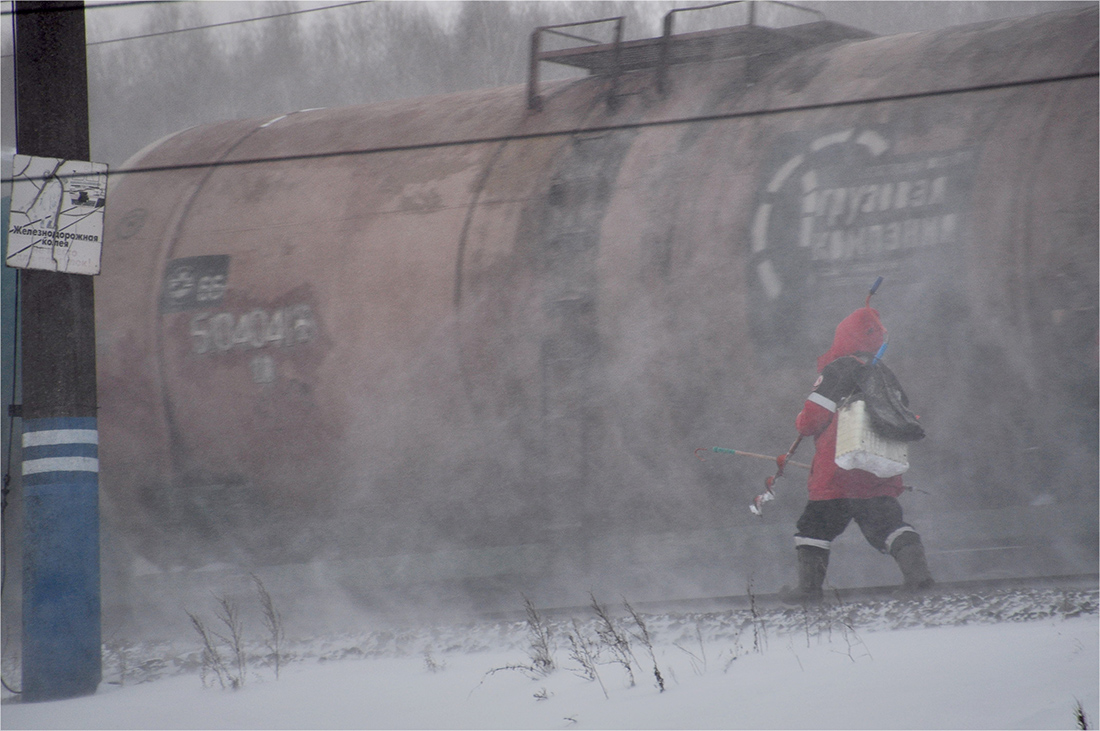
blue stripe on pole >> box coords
[23,416,97,432]
[22,416,101,701]
[23,469,100,486]
[22,442,99,461]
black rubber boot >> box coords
[890,531,934,592]
[782,545,829,605]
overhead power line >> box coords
[0,1,374,57]
[1,1,180,15]
[83,0,374,47]
[2,70,1095,186]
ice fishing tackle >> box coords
[693,446,810,470]
[750,435,804,516]
[866,275,883,308]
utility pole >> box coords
[12,0,101,702]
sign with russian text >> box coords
[5,154,108,275]
[746,126,978,360]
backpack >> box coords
[855,361,925,442]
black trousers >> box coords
[795,496,913,554]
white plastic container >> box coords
[834,398,909,477]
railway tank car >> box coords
[96,4,1098,618]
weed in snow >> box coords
[61,584,1095,700]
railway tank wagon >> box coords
[96,4,1098,617]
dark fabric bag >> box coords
[856,362,926,442]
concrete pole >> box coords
[12,0,101,702]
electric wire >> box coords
[1,69,1095,186]
[83,0,374,47]
[0,274,20,695]
[1,1,182,15]
[0,1,374,58]
[0,0,14,692]
[0,275,15,594]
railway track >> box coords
[480,573,1100,623]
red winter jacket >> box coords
[795,307,905,501]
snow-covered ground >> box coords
[3,585,1097,730]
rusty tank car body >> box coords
[96,5,1098,617]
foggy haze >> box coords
[0,0,1095,660]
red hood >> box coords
[817,307,886,373]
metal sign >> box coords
[5,154,108,275]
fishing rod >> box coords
[866,275,883,308]
[693,446,811,470]
[693,442,811,515]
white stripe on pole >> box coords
[23,429,99,447]
[22,456,100,475]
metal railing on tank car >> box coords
[526,1,833,111]
[657,0,825,94]
[527,16,625,111]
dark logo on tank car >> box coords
[747,127,977,360]
[160,255,230,313]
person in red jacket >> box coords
[787,305,934,603]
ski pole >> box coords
[750,435,803,516]
[693,446,810,470]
